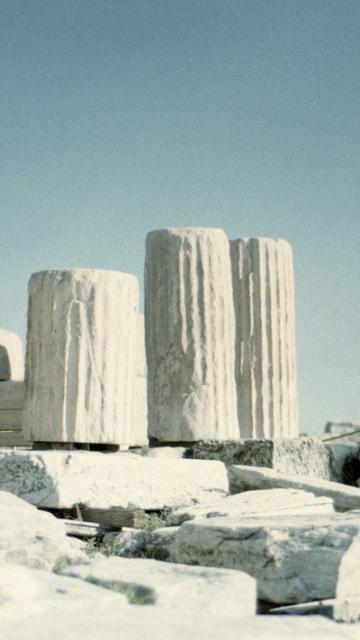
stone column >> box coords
[23,269,140,445]
[230,238,298,438]
[0,330,24,381]
[145,228,239,442]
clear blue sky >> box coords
[1,0,359,434]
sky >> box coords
[1,0,359,434]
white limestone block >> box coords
[166,488,335,526]
[64,555,256,619]
[1,575,353,640]
[0,450,229,509]
[2,579,354,640]
[0,490,77,571]
[228,464,360,511]
[23,269,140,445]
[173,511,360,605]
[230,238,298,438]
[145,228,239,442]
[0,330,24,381]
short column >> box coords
[145,228,239,442]
[23,269,139,445]
[230,238,299,438]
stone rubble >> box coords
[228,464,360,511]
[172,511,360,605]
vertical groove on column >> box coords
[231,238,299,438]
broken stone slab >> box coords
[230,238,298,438]
[0,450,228,509]
[166,488,335,526]
[0,490,80,571]
[23,269,143,446]
[228,465,360,511]
[189,437,332,479]
[173,511,360,605]
[63,555,256,619]
[145,227,239,442]
[0,381,25,410]
[270,597,360,624]
[324,422,360,443]
[0,330,24,381]
[6,565,353,640]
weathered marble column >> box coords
[230,238,299,438]
[23,269,140,445]
[145,228,239,442]
[0,330,24,381]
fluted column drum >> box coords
[23,269,140,445]
[145,228,239,442]
[230,238,299,438]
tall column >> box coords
[23,269,139,445]
[145,228,239,442]
[230,238,299,438]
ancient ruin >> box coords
[0,228,359,638]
